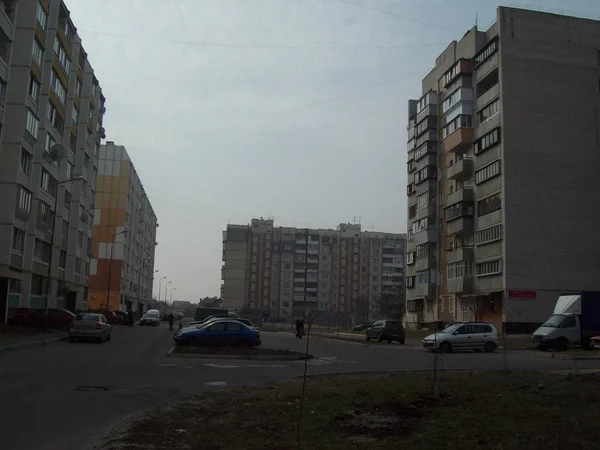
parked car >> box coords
[20,308,76,329]
[365,320,406,344]
[140,310,161,326]
[7,308,37,326]
[99,311,125,326]
[174,319,261,347]
[187,313,240,328]
[114,311,129,321]
[195,317,257,330]
[421,322,500,353]
[352,323,371,331]
[69,313,112,343]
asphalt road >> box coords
[1,324,599,450]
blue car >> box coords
[174,319,261,347]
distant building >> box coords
[221,218,405,320]
[199,297,222,308]
[172,300,192,309]
[88,142,158,313]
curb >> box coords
[0,335,67,353]
[552,353,600,361]
[167,350,312,361]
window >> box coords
[45,132,57,154]
[72,106,79,124]
[476,224,503,246]
[414,143,436,161]
[28,74,40,103]
[445,202,474,221]
[36,2,48,29]
[61,219,69,238]
[47,101,64,132]
[50,70,67,104]
[474,38,498,67]
[416,244,432,259]
[19,187,32,213]
[475,160,501,185]
[39,201,53,226]
[30,274,47,296]
[66,161,73,179]
[34,238,51,263]
[478,98,499,123]
[415,116,437,137]
[31,39,43,67]
[477,193,501,217]
[475,128,500,155]
[75,258,81,274]
[417,193,430,210]
[475,259,502,277]
[25,109,39,138]
[441,88,461,113]
[12,227,25,253]
[443,60,462,86]
[417,91,433,113]
[76,79,82,97]
[416,270,430,285]
[414,165,436,184]
[411,217,432,234]
[40,168,57,197]
[447,261,473,279]
[442,114,472,138]
[63,190,71,210]
[59,251,67,269]
[20,149,32,176]
[53,37,71,72]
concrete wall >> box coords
[500,7,600,324]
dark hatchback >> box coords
[365,320,406,344]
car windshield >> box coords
[440,323,463,334]
[542,315,565,328]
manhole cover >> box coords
[75,385,109,392]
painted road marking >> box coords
[294,356,357,366]
[204,381,228,386]
[205,363,242,369]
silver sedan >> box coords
[69,313,112,343]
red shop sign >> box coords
[508,290,537,299]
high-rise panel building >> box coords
[405,6,600,333]
[0,0,106,322]
[222,218,405,321]
[88,142,158,314]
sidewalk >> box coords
[0,328,68,353]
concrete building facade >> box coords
[222,218,405,321]
[0,0,106,322]
[405,6,600,333]
[88,142,158,314]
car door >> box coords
[368,320,381,338]
[224,322,245,345]
[450,325,469,350]
[561,315,579,344]
[203,322,227,346]
[461,325,479,350]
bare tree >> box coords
[468,299,485,322]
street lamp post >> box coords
[105,229,127,312]
[170,288,176,305]
[164,281,172,305]
[136,256,151,315]
[43,175,84,331]
[158,276,167,302]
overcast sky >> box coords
[66,0,599,302]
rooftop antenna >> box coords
[475,12,478,29]
[359,216,362,225]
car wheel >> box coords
[387,340,392,343]
[439,341,452,353]
[377,333,383,343]
[484,341,496,353]
[106,332,112,342]
[238,339,251,348]
[399,338,405,345]
[365,332,371,342]
[68,337,75,343]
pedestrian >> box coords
[298,319,305,339]
[127,310,134,327]
[168,312,174,331]
[295,319,301,339]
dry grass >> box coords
[100,371,600,450]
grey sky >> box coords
[65,0,599,302]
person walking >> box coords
[168,312,175,331]
[127,310,134,327]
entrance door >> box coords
[65,291,77,312]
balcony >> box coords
[475,53,499,84]
[447,277,474,294]
[446,217,473,236]
[443,128,473,153]
[412,283,435,298]
[447,158,473,180]
[416,203,436,221]
[447,187,474,205]
[414,228,437,246]
[415,256,435,272]
[476,83,499,111]
[416,103,437,124]
[416,153,436,170]
[446,247,474,264]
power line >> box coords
[79,29,447,50]
[335,0,461,32]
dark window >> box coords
[226,323,243,332]
[208,322,226,331]
[474,128,501,155]
[477,193,501,217]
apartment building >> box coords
[405,6,600,333]
[222,218,405,321]
[0,0,106,322]
[88,142,158,314]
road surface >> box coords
[0,324,597,450]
